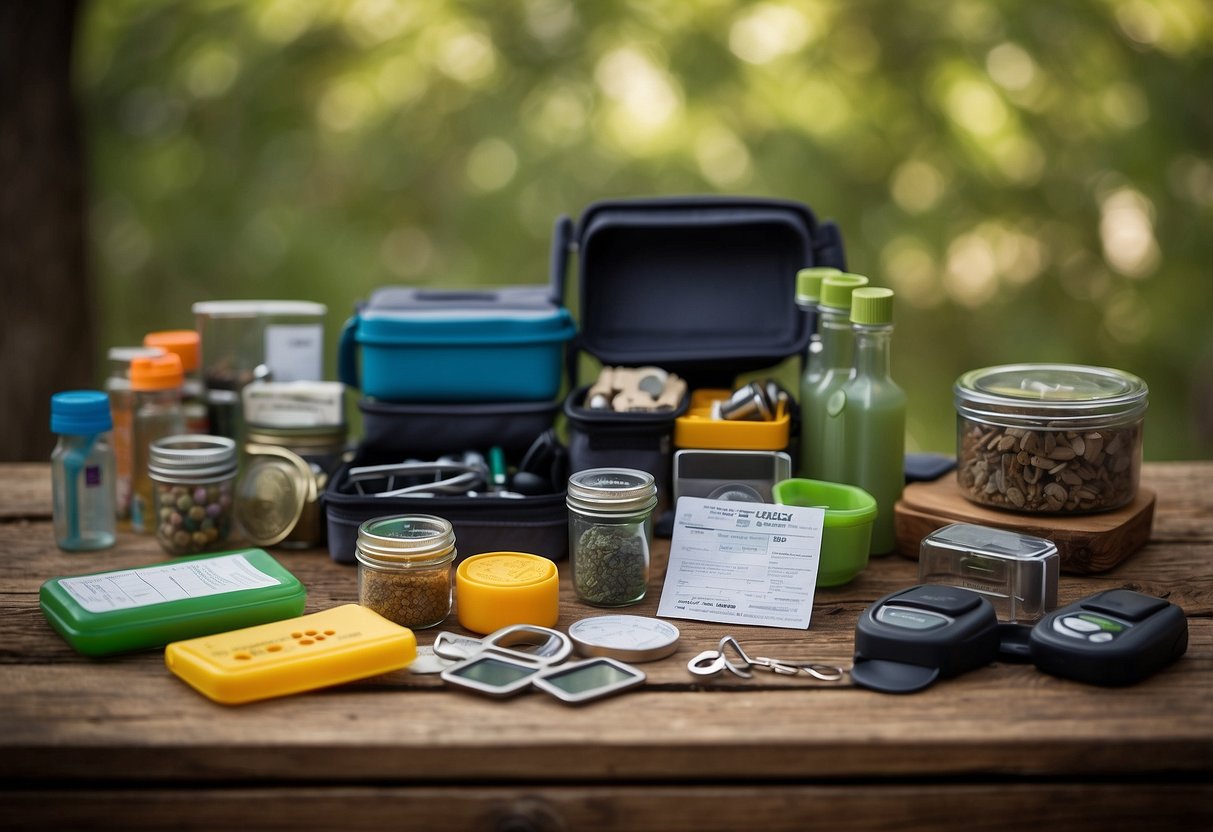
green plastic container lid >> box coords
[850,287,894,325]
[819,274,870,311]
[796,267,842,305]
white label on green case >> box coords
[58,553,282,614]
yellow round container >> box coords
[455,552,560,635]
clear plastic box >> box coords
[918,523,1059,622]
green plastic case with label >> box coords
[40,548,307,657]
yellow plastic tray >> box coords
[674,389,791,450]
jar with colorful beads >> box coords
[149,435,238,556]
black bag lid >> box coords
[555,196,846,388]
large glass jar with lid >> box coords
[954,364,1148,514]
[567,468,658,607]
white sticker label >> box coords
[58,553,283,614]
[264,323,323,382]
[657,497,824,630]
[243,381,345,428]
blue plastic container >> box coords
[339,286,576,403]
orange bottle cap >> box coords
[130,353,184,391]
[144,330,200,373]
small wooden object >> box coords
[894,475,1155,574]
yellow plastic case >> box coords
[455,552,560,635]
[674,389,790,450]
[165,604,416,705]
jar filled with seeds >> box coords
[356,515,456,629]
[954,364,1148,514]
[149,435,238,556]
[567,468,657,607]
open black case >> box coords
[325,195,846,563]
[558,196,847,503]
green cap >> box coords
[796,267,842,304]
[819,273,870,311]
[850,287,894,324]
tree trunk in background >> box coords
[0,1,92,461]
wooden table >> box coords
[2,462,1210,831]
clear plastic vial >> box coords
[129,354,186,533]
[796,267,842,392]
[356,515,456,629]
[567,468,658,607]
[149,435,238,556]
[51,391,117,552]
[144,330,209,435]
[106,345,164,520]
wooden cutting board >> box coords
[893,475,1155,574]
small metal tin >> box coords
[917,523,1059,623]
[568,615,680,662]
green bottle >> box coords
[838,287,905,556]
[800,273,869,480]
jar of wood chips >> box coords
[954,364,1147,515]
[356,515,456,629]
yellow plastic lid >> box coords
[455,552,559,635]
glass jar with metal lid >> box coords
[149,435,238,556]
[356,515,456,629]
[954,364,1148,514]
[236,423,347,549]
[567,468,658,607]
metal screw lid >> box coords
[567,468,658,515]
[148,435,238,480]
[356,514,457,564]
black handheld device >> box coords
[1030,589,1188,686]
[851,585,1000,694]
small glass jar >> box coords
[954,364,1148,514]
[356,515,456,629]
[567,468,658,607]
[149,435,238,555]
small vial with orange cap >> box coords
[144,330,209,435]
[129,353,186,534]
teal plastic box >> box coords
[339,286,576,403]
[40,549,307,657]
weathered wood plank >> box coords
[3,783,1211,832]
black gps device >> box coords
[1030,589,1188,686]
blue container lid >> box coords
[355,286,575,346]
[51,390,113,435]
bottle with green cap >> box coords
[796,267,842,391]
[837,287,906,556]
[800,273,869,480]
[50,391,117,551]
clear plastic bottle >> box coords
[799,273,868,480]
[144,330,209,435]
[796,267,841,391]
[50,391,117,552]
[129,354,186,534]
[838,288,905,555]
[106,345,164,520]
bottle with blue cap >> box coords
[50,391,117,551]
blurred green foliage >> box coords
[78,0,1213,459]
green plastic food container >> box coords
[772,478,877,587]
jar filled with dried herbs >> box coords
[567,468,658,607]
[356,515,456,629]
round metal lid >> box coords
[148,435,238,480]
[234,445,314,546]
[566,468,657,514]
[356,514,456,563]
[568,615,680,663]
[955,363,1147,423]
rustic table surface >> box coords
[2,461,1210,831]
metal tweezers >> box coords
[687,636,846,682]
